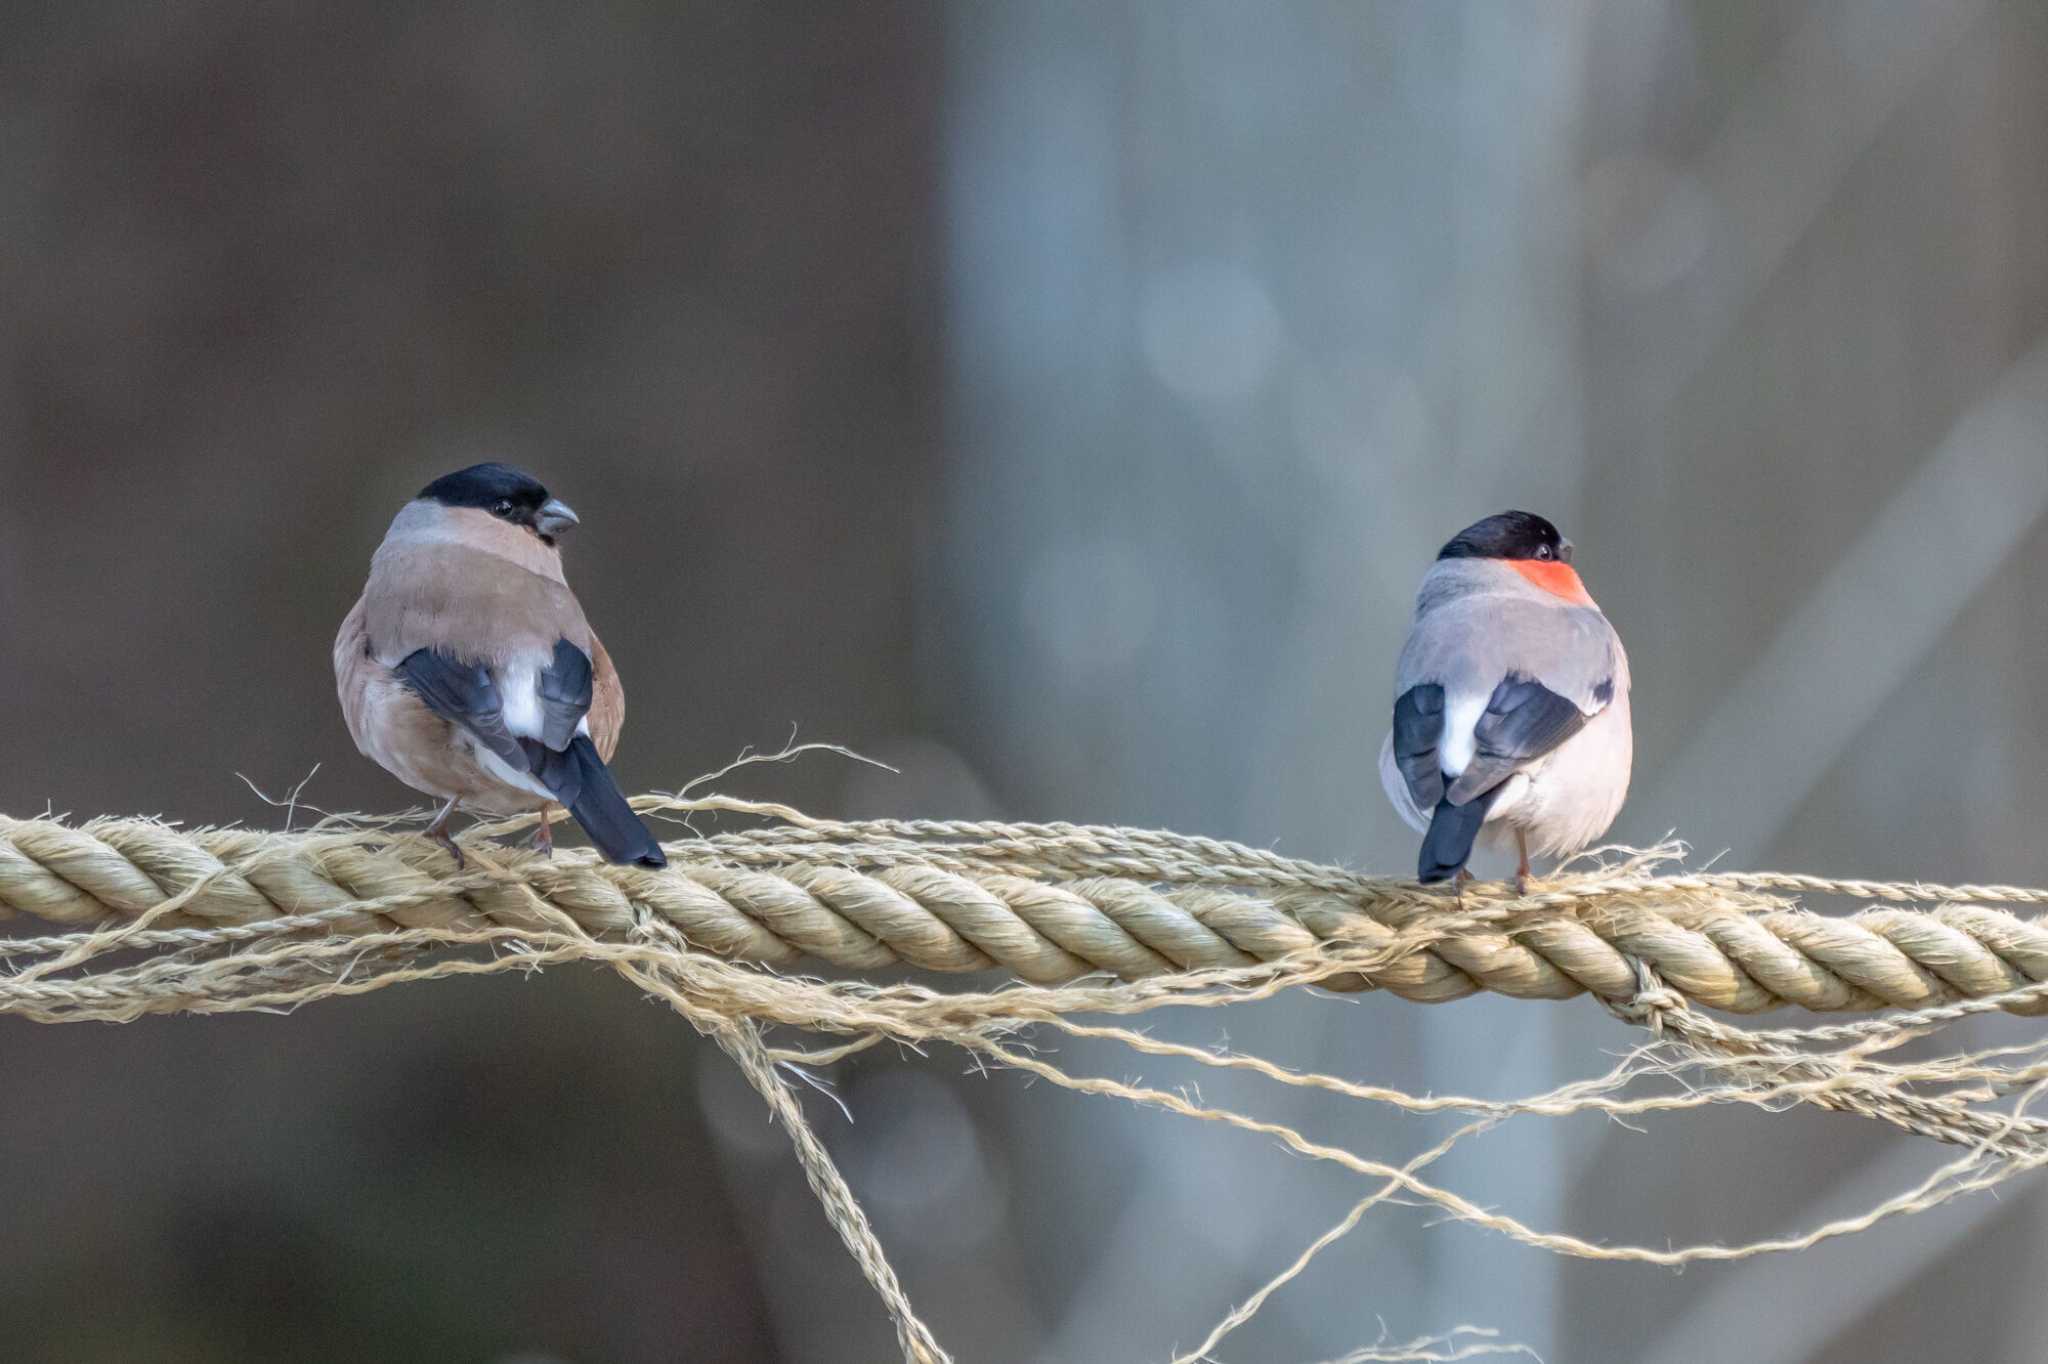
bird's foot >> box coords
[531,809,555,858]
[425,798,465,869]
[431,828,466,870]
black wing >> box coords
[535,638,594,751]
[395,649,529,773]
[512,640,596,804]
[1445,673,1590,806]
[399,639,595,769]
[1391,684,1446,810]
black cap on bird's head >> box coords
[419,462,580,545]
[1437,510,1572,564]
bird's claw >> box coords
[424,798,465,869]
[430,828,466,870]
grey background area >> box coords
[4,2,2048,1360]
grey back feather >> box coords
[1396,564,1623,713]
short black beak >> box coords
[1558,539,1574,563]
[535,498,579,538]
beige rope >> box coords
[3,809,2048,1015]
[710,1020,950,1364]
[10,801,2048,1361]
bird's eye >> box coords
[493,500,514,516]
[1534,543,1553,560]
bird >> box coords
[333,462,667,868]
[1377,511,1632,891]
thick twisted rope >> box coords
[3,807,2047,1016]
[12,801,2048,1363]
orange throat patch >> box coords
[1509,559,1597,606]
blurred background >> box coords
[3,0,2048,1359]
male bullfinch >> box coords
[1378,511,1632,889]
[333,463,667,868]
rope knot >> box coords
[1607,956,1685,1035]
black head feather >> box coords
[1437,511,1572,564]
[418,463,573,542]
[419,462,550,514]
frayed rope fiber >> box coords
[13,796,2048,1363]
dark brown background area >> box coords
[1,3,943,1360]
[3,0,943,822]
[9,3,2048,1361]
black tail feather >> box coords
[1418,789,1500,884]
[552,736,666,867]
